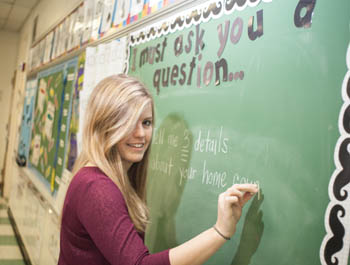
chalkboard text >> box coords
[150,153,174,176]
[179,166,197,186]
[202,160,228,188]
[194,126,229,155]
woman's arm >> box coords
[169,184,258,265]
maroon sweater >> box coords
[58,167,170,265]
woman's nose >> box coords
[133,123,145,138]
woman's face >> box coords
[117,101,153,170]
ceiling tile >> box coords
[0,3,11,18]
[15,0,38,8]
[0,18,6,27]
[0,0,15,4]
[4,20,22,32]
[8,5,30,21]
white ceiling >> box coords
[0,0,40,32]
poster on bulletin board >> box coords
[29,58,78,194]
[128,1,350,265]
[17,78,38,166]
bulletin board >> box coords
[28,58,78,194]
[128,1,350,265]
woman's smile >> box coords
[117,102,153,170]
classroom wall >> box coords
[27,0,83,43]
[2,0,82,198]
[0,30,19,185]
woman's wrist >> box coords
[214,221,236,239]
[213,225,231,240]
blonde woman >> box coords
[58,74,258,265]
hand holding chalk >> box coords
[215,184,259,239]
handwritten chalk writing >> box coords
[194,126,228,155]
[183,129,191,148]
[202,160,228,188]
[180,149,189,163]
[180,129,191,162]
[153,128,165,145]
[179,167,197,186]
[150,153,174,176]
[232,173,258,185]
[168,134,178,147]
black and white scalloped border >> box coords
[129,0,272,46]
[320,43,350,265]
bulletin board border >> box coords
[129,0,272,46]
[320,43,350,265]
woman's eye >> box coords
[143,120,152,126]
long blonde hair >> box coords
[72,74,153,232]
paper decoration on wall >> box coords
[67,10,78,51]
[38,39,45,66]
[95,42,107,82]
[113,0,130,27]
[77,37,127,154]
[51,27,60,60]
[82,0,94,44]
[74,5,85,48]
[147,0,164,14]
[28,0,181,72]
[57,23,65,57]
[100,0,116,36]
[108,38,127,75]
[43,32,54,64]
[91,0,104,40]
[130,0,145,23]
[130,0,144,17]
[59,18,69,55]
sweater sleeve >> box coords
[77,175,170,265]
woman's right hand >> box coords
[215,184,259,239]
[169,183,259,265]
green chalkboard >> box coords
[128,1,350,265]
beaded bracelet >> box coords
[213,225,231,240]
